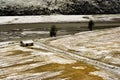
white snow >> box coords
[0,25,120,79]
[47,27,120,66]
[49,55,76,64]
[0,15,119,25]
[90,71,118,80]
[0,19,120,80]
[0,17,18,24]
[21,31,49,35]
[72,66,86,70]
[0,15,88,25]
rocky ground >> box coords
[0,27,120,80]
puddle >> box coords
[6,50,31,56]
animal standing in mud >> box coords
[88,20,94,31]
[50,25,57,37]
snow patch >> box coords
[21,31,49,35]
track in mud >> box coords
[0,41,119,80]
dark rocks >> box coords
[0,0,120,16]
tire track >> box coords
[37,42,120,77]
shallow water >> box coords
[0,21,120,42]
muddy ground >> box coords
[0,15,120,80]
[0,27,120,80]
